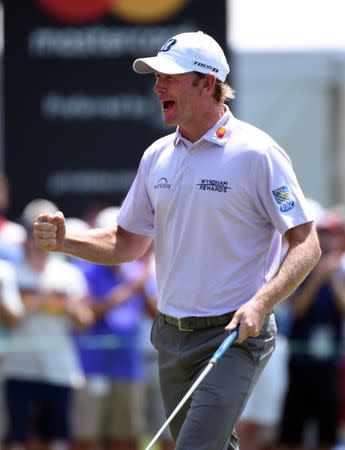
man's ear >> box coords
[201,73,217,94]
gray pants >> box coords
[151,312,277,450]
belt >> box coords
[161,312,235,332]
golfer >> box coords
[34,31,321,450]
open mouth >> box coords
[163,100,175,110]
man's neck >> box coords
[180,104,226,142]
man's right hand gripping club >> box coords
[34,211,66,252]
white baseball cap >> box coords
[133,31,230,82]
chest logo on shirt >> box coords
[196,179,231,193]
[272,185,295,212]
[154,177,171,190]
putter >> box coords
[145,327,239,450]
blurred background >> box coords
[1,0,345,219]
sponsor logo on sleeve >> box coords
[272,185,295,212]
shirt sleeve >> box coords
[251,145,314,235]
[117,152,155,236]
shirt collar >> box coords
[173,104,233,148]
[204,104,233,146]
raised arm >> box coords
[33,211,153,265]
[226,221,321,342]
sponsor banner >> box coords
[4,0,227,218]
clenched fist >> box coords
[33,211,66,252]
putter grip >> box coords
[210,328,239,365]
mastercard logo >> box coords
[216,127,226,138]
[35,0,190,25]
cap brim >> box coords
[133,55,190,76]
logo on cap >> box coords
[193,61,219,74]
[160,39,177,53]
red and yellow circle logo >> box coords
[216,127,226,139]
[35,0,189,24]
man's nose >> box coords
[154,78,167,94]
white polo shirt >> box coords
[117,106,313,317]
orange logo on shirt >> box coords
[216,127,226,138]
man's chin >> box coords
[162,115,177,126]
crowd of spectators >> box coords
[0,173,174,450]
[1,172,345,450]
[236,199,345,450]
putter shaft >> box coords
[144,328,239,450]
